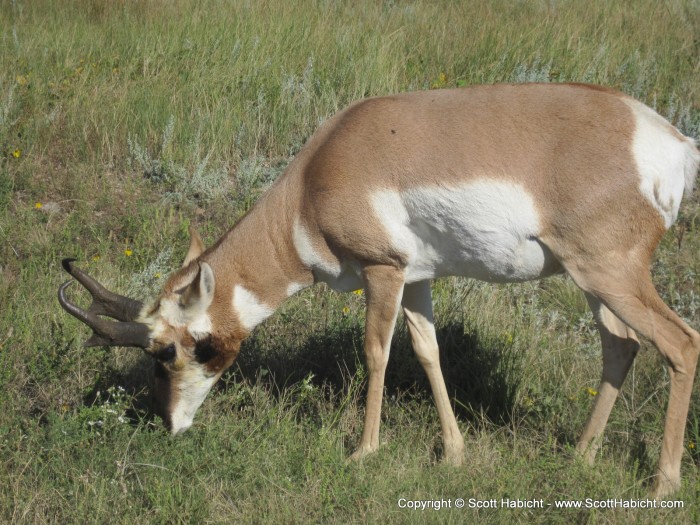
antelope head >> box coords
[58,228,239,434]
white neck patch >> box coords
[232,284,274,332]
[292,218,341,277]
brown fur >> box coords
[111,84,699,497]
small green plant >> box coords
[74,386,134,437]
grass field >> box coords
[1,0,700,523]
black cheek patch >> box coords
[194,337,218,364]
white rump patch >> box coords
[232,284,274,331]
[370,181,556,283]
[624,98,698,228]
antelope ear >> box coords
[183,226,206,267]
[180,262,215,313]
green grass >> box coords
[2,0,700,523]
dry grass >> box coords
[1,1,699,523]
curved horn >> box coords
[58,281,151,348]
[61,258,143,321]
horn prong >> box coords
[60,258,143,321]
[62,258,77,273]
[58,265,151,349]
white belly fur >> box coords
[370,181,558,283]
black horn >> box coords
[61,258,143,321]
[58,261,151,349]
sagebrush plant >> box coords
[128,116,232,206]
[1,0,700,523]
[125,247,173,298]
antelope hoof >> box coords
[442,447,464,467]
[650,474,681,500]
[347,444,377,463]
[574,443,598,467]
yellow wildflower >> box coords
[586,387,598,397]
[34,202,42,209]
[124,249,133,257]
[352,289,363,296]
[155,273,161,279]
[12,149,21,158]
[689,441,696,450]
[92,255,100,261]
[431,72,447,89]
[342,306,350,315]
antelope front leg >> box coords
[402,280,464,465]
[348,264,404,461]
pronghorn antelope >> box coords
[58,83,699,497]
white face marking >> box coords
[147,264,216,341]
[623,98,698,229]
[232,284,274,332]
[169,364,220,435]
[158,298,189,327]
[149,318,168,341]
[187,315,213,340]
[371,181,557,283]
[151,297,212,341]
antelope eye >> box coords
[155,344,177,362]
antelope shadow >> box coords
[83,319,523,428]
